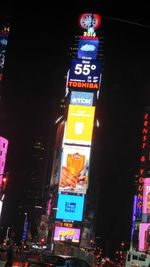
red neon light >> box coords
[144,113,148,119]
[140,168,144,175]
[143,128,148,134]
[140,156,146,162]
[143,135,147,142]
[138,185,144,191]
[80,35,99,40]
[139,177,144,183]
[142,143,146,149]
[137,202,142,207]
[144,121,148,127]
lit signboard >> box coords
[78,38,99,60]
[56,193,85,222]
[70,91,94,106]
[54,226,81,243]
[142,178,150,222]
[139,223,150,252]
[64,105,95,145]
[50,120,65,186]
[68,59,101,90]
[0,26,9,81]
[58,145,91,194]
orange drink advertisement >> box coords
[64,105,95,145]
[58,145,91,194]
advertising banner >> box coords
[64,105,95,145]
[70,91,94,106]
[54,226,81,243]
[78,39,99,59]
[56,193,85,222]
[58,145,91,194]
[142,178,150,222]
[139,223,150,252]
[0,26,9,81]
[67,59,101,90]
[50,121,65,186]
[78,38,99,60]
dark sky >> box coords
[0,3,150,256]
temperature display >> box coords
[68,59,101,90]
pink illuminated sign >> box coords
[139,223,150,251]
[54,226,80,243]
[142,178,150,222]
[0,137,9,185]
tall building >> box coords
[45,13,104,255]
[15,139,47,243]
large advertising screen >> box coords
[67,59,101,90]
[78,38,99,60]
[142,178,150,222]
[54,226,81,243]
[58,145,91,194]
[56,193,85,222]
[0,26,9,81]
[70,91,94,106]
[50,120,65,186]
[64,105,95,145]
[139,223,150,251]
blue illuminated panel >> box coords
[78,38,99,60]
[56,193,84,222]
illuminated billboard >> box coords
[142,178,150,222]
[78,38,99,60]
[67,59,101,90]
[58,145,91,194]
[64,105,95,145]
[139,223,150,252]
[70,91,94,106]
[0,136,9,185]
[0,26,9,81]
[50,120,65,186]
[56,193,85,222]
[54,226,81,243]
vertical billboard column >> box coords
[51,13,103,246]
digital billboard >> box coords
[0,26,9,81]
[54,226,81,243]
[64,105,95,145]
[50,120,65,186]
[0,137,9,185]
[58,145,91,194]
[68,59,101,90]
[70,91,94,106]
[56,193,85,222]
[139,223,150,252]
[78,38,99,60]
[142,178,150,222]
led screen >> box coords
[54,226,80,243]
[68,59,101,90]
[142,178,150,222]
[70,91,94,106]
[64,105,95,145]
[0,27,9,81]
[78,38,99,60]
[56,193,84,222]
[139,223,150,251]
[58,145,91,194]
[50,120,65,186]
[0,137,9,185]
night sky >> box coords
[0,3,150,256]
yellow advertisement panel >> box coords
[64,105,95,145]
